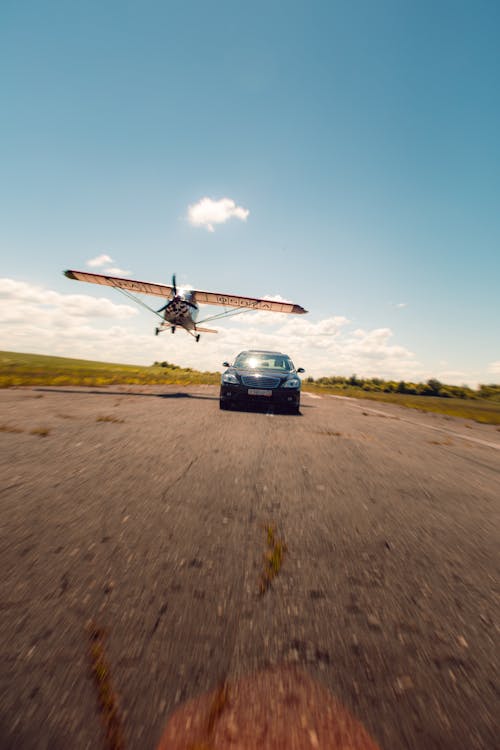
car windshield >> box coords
[234,354,293,371]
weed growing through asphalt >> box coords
[86,621,125,750]
[30,427,50,437]
[259,523,287,595]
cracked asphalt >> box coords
[0,385,499,749]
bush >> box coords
[426,378,443,396]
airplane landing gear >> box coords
[155,327,160,336]
[195,334,200,342]
[171,326,176,334]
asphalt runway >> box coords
[1,385,499,749]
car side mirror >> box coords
[222,361,230,368]
[297,367,305,373]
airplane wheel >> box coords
[171,327,175,334]
[196,335,200,342]
[155,327,159,336]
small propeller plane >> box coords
[64,270,308,341]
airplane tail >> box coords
[195,326,218,334]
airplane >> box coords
[64,270,308,341]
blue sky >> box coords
[1,0,499,383]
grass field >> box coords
[1,351,499,425]
[0,351,220,388]
[301,383,500,425]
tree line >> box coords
[306,375,500,400]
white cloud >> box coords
[0,278,137,324]
[395,302,407,309]
[1,276,487,386]
[103,267,132,277]
[435,369,470,384]
[87,254,114,268]
[187,197,249,232]
[0,277,421,378]
[262,293,294,304]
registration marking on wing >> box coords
[248,388,272,397]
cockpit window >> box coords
[234,354,294,371]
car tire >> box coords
[219,399,229,410]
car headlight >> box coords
[222,372,239,384]
[283,377,301,389]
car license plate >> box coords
[248,388,272,397]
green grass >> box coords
[2,351,499,425]
[259,523,287,595]
[302,383,500,425]
[0,351,220,388]
[29,427,51,437]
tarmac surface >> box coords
[1,385,499,749]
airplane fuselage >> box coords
[160,291,199,332]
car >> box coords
[219,350,305,413]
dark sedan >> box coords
[219,350,304,413]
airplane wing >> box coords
[64,270,173,298]
[64,270,308,313]
[192,289,308,314]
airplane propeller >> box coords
[157,273,177,313]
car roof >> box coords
[236,350,288,356]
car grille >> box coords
[241,375,281,389]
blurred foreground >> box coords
[1,385,498,749]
